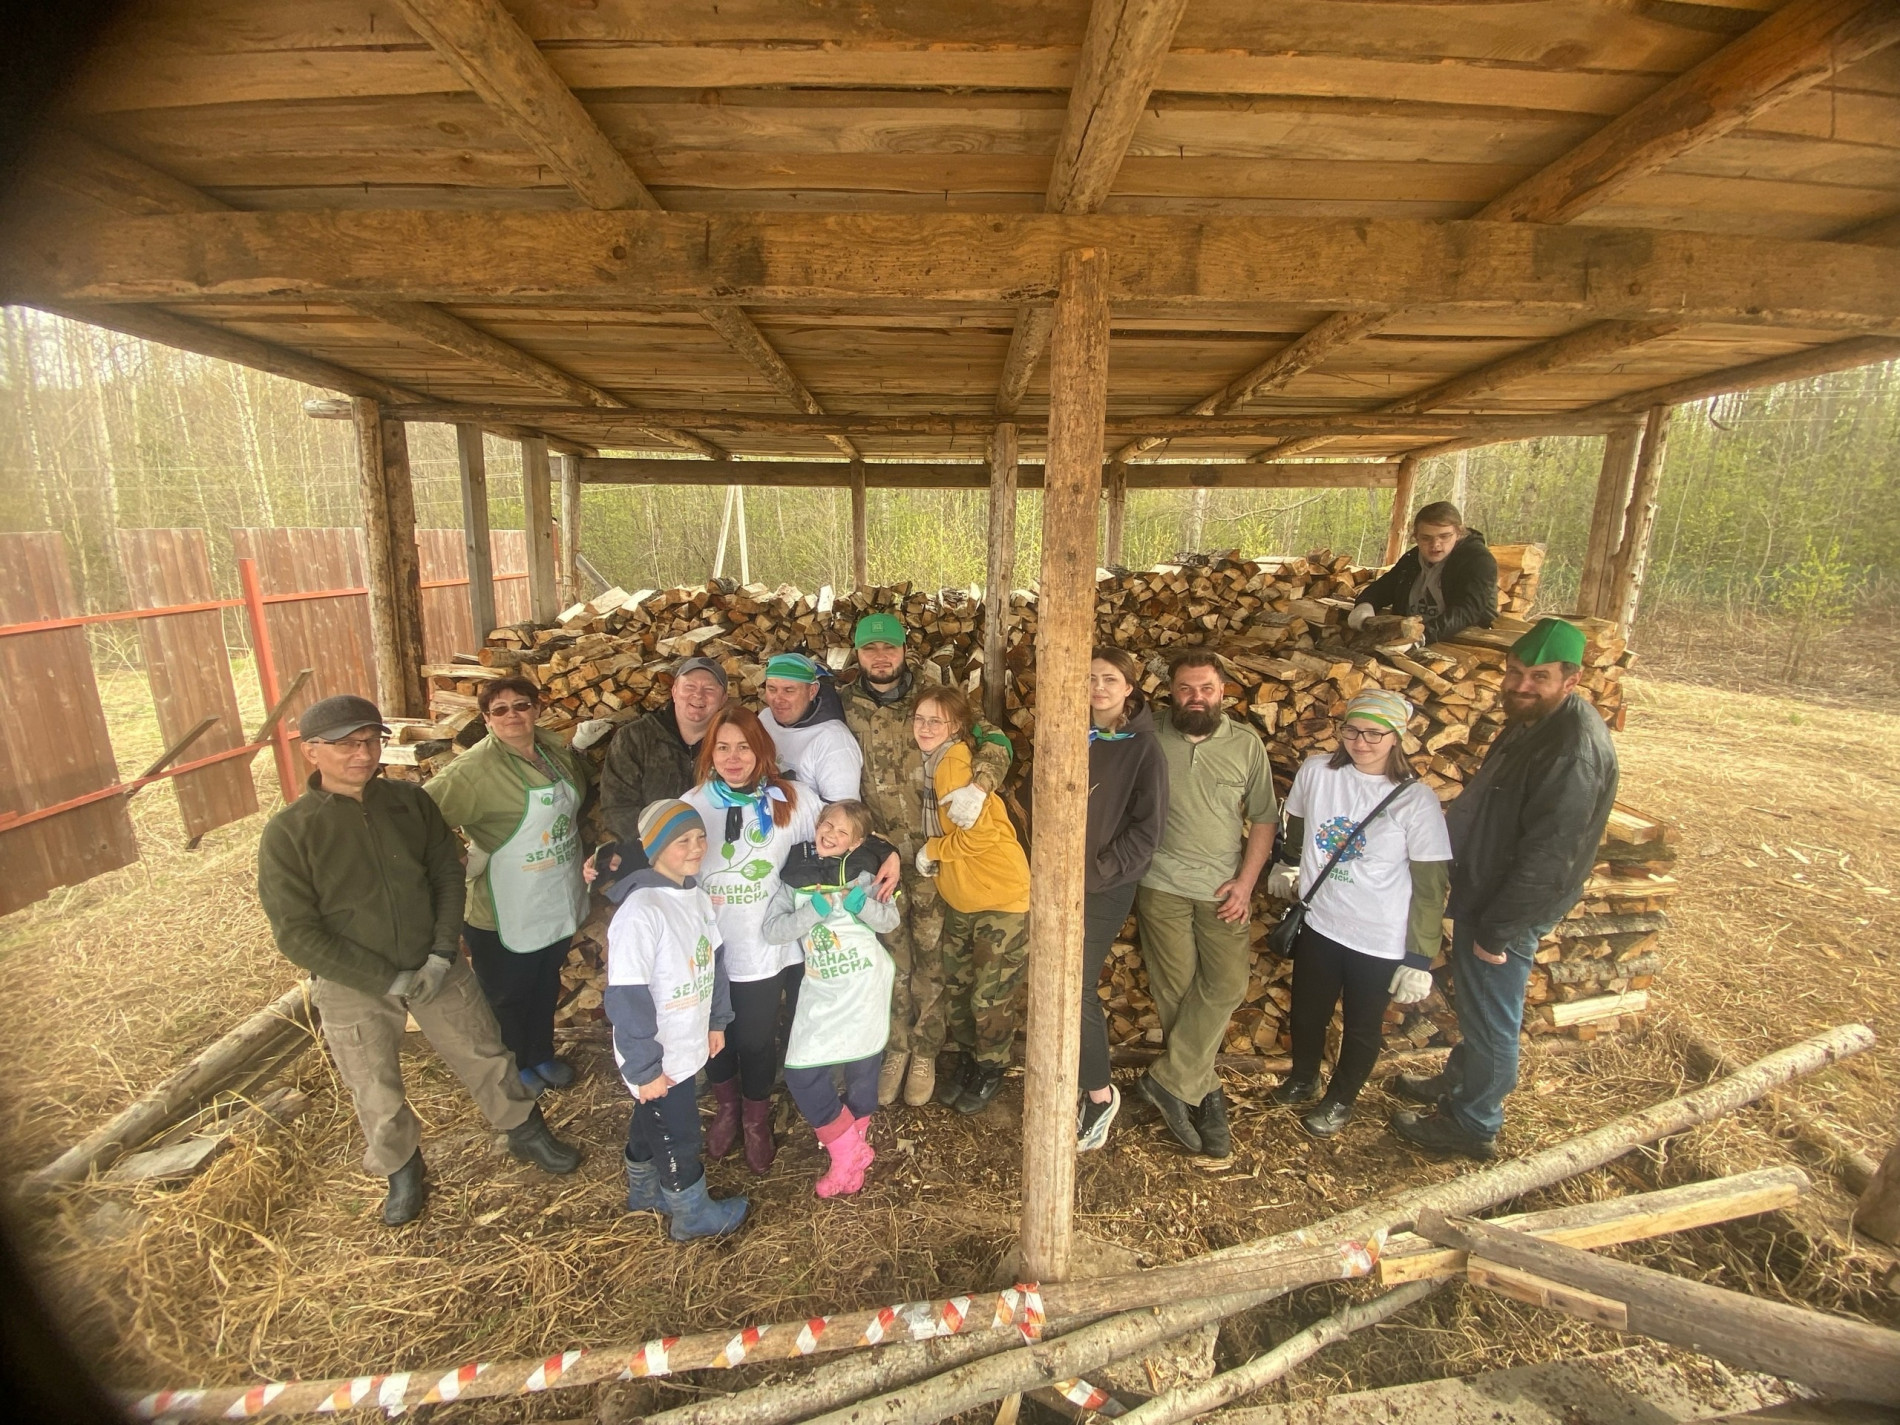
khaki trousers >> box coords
[1135,886,1252,1104]
[313,958,536,1176]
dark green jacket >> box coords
[257,772,465,996]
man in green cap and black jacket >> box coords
[842,611,1013,1108]
[1389,618,1618,1159]
[257,694,584,1227]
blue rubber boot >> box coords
[660,1175,748,1242]
[624,1154,662,1213]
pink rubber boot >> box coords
[813,1110,872,1198]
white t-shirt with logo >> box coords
[1283,755,1452,961]
[683,783,822,981]
[759,711,864,803]
[606,881,723,1084]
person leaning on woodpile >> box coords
[598,654,729,872]
[1263,690,1451,1139]
[256,695,583,1228]
[759,651,865,802]
[424,676,592,1099]
[1134,651,1280,1159]
[1347,500,1499,645]
[842,611,1013,1108]
[1389,618,1619,1160]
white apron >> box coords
[488,757,589,952]
[784,888,895,1068]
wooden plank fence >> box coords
[417,528,529,665]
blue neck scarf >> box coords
[707,777,786,841]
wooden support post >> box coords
[983,422,1020,727]
[1416,1211,1900,1406]
[1577,423,1643,617]
[1382,454,1420,565]
[456,423,496,642]
[1606,404,1672,630]
[521,435,559,623]
[1021,248,1110,1285]
[1102,460,1128,567]
[557,451,582,605]
[351,398,427,716]
[850,461,869,591]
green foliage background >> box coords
[3,309,1895,625]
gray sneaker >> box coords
[1077,1086,1121,1153]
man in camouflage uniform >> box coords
[842,612,1012,1107]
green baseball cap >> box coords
[854,612,906,649]
[1510,617,1587,667]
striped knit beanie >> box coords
[1341,688,1411,734]
[638,799,704,863]
[763,651,821,683]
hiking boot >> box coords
[706,1078,741,1159]
[1137,1073,1202,1153]
[1300,1099,1353,1139]
[1390,1070,1452,1106]
[954,1064,1007,1115]
[935,1051,975,1108]
[531,1058,576,1089]
[1077,1086,1120,1153]
[1390,1108,1496,1161]
[381,1150,426,1226]
[813,1110,875,1198]
[1195,1089,1233,1159]
[903,1054,937,1108]
[877,1051,909,1107]
[623,1154,662,1213]
[1267,1072,1323,1108]
[660,1175,748,1242]
[506,1105,583,1174]
[742,1097,777,1175]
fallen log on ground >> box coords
[25,981,316,1192]
[1418,1211,1900,1406]
[1680,1029,1879,1194]
[117,1025,1871,1421]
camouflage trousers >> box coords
[939,905,1031,1067]
[884,867,947,1058]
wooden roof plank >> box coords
[575,457,1400,490]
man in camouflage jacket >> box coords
[843,612,1012,1108]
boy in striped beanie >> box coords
[604,799,748,1241]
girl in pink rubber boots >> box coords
[761,800,901,1197]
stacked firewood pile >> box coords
[404,545,1664,1048]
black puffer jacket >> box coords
[1445,693,1619,953]
[1359,528,1499,644]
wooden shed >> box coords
[3,0,1898,1279]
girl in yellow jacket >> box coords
[911,684,1031,1114]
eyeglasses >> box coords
[319,732,385,752]
[911,715,951,731]
[487,701,537,716]
[1339,724,1395,744]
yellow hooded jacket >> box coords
[922,739,1030,914]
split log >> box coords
[99,1086,310,1185]
[24,981,316,1192]
[1416,1212,1900,1405]
[1852,1139,1900,1246]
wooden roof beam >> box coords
[391,0,858,459]
[578,458,1400,491]
[1127,0,1900,464]
[1479,0,1900,225]
[993,0,1190,415]
[20,132,716,457]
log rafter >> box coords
[1128,0,1900,466]
[391,0,859,459]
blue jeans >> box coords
[1439,918,1555,1140]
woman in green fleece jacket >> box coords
[425,676,593,1095]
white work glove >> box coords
[1388,964,1434,1005]
[465,844,490,880]
[1346,603,1374,631]
[1266,861,1300,900]
[570,718,612,751]
[915,847,939,877]
[942,784,987,829]
[406,954,455,1006]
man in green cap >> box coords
[843,611,1013,1107]
[1390,617,1618,1159]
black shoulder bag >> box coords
[1265,778,1417,957]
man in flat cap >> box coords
[1389,618,1618,1159]
[600,654,731,870]
[257,694,583,1226]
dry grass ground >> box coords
[0,667,1895,1421]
